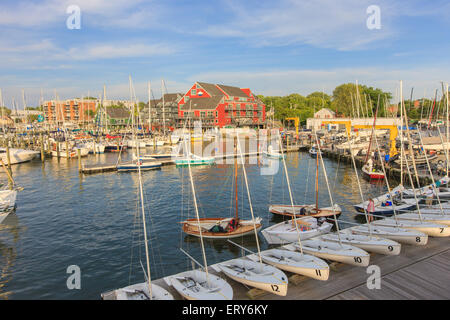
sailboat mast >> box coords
[0,89,4,133]
[183,134,209,282]
[236,132,262,265]
[277,132,304,254]
[161,79,166,135]
[446,83,449,176]
[234,139,238,220]
[129,75,153,298]
[315,149,319,211]
[148,81,152,132]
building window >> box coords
[215,111,218,117]
[200,111,205,117]
[191,89,196,95]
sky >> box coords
[0,0,449,107]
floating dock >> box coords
[81,147,300,174]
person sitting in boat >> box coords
[367,158,373,172]
[209,221,225,233]
[299,207,307,216]
[227,218,239,232]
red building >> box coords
[177,82,265,128]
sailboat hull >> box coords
[165,270,233,300]
[213,259,288,296]
[351,225,428,245]
[181,218,262,239]
[255,250,329,281]
[114,282,174,300]
[291,240,371,267]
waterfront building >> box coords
[42,99,98,123]
[140,93,183,130]
[104,106,131,127]
[177,82,266,128]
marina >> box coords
[1,1,449,304]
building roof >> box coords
[149,93,183,107]
[180,96,223,110]
[196,82,225,97]
[314,108,335,116]
[106,106,130,119]
[216,84,249,98]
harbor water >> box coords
[0,149,395,299]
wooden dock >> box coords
[102,233,450,300]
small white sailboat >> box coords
[353,186,417,215]
[351,225,428,245]
[0,147,39,164]
[371,218,450,237]
[211,258,288,296]
[248,249,329,281]
[262,145,285,159]
[0,189,17,215]
[261,216,333,244]
[175,152,215,165]
[288,239,370,267]
[321,229,401,255]
[51,146,89,158]
[115,282,173,300]
[165,269,233,300]
[395,212,450,226]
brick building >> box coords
[43,99,97,123]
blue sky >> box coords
[0,0,449,107]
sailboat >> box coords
[250,134,330,281]
[287,239,370,267]
[368,82,450,238]
[263,133,333,244]
[164,134,233,300]
[117,77,162,172]
[361,108,385,180]
[106,78,173,300]
[269,137,342,221]
[321,229,401,255]
[283,128,371,267]
[180,138,262,239]
[262,144,285,159]
[0,189,17,224]
[211,132,289,296]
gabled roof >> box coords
[180,96,223,110]
[216,84,249,98]
[196,82,224,97]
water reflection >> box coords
[0,212,21,300]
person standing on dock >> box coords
[425,186,434,206]
[367,198,375,222]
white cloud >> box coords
[0,0,149,28]
[195,0,397,50]
[188,66,450,100]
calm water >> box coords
[0,148,393,299]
